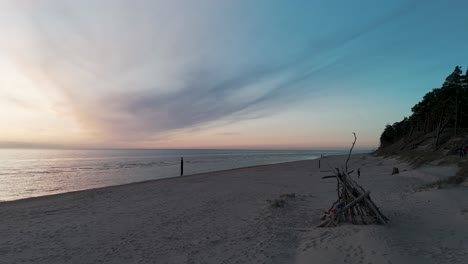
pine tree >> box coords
[379,65,468,150]
[380,124,395,147]
[442,66,462,88]
[461,68,468,128]
[439,66,463,137]
[463,68,468,89]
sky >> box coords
[0,0,468,150]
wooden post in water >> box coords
[180,157,184,176]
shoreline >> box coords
[0,155,331,205]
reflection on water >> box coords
[0,149,358,201]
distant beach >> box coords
[0,149,356,201]
[1,154,467,263]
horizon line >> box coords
[0,146,375,152]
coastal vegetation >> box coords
[377,66,468,184]
[379,66,468,150]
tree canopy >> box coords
[379,66,468,148]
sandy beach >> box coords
[1,154,468,264]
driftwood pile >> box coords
[319,133,388,227]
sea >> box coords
[0,148,366,202]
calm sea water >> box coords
[0,148,356,201]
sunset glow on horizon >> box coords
[1,0,468,150]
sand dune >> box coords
[0,154,467,263]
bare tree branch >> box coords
[345,132,357,174]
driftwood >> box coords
[342,191,370,211]
[319,133,388,227]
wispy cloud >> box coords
[3,95,37,110]
[1,0,419,145]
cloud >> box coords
[3,95,37,110]
[215,132,241,136]
[2,0,418,144]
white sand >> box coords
[0,154,467,263]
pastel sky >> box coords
[1,0,467,149]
